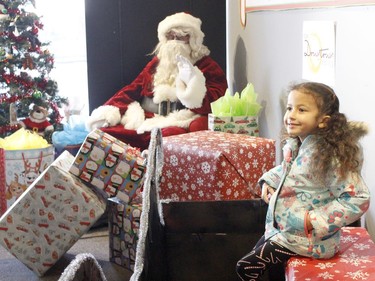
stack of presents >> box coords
[0,129,147,276]
[0,104,277,278]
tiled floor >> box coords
[0,226,132,281]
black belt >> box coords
[158,100,185,116]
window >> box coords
[35,0,89,118]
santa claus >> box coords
[86,12,227,150]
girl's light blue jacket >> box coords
[260,135,370,259]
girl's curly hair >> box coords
[284,82,365,182]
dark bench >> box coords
[140,199,267,281]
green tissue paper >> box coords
[210,83,262,116]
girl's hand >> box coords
[261,182,275,204]
[305,213,314,232]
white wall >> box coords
[227,1,375,239]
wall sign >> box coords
[302,21,336,86]
[240,0,375,26]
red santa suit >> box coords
[86,12,227,150]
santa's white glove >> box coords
[121,101,145,130]
[177,55,196,85]
[85,105,121,131]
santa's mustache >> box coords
[157,40,192,64]
[153,41,193,86]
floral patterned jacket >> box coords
[260,135,370,259]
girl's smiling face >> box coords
[284,90,327,142]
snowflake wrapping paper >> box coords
[159,130,276,201]
[0,151,107,276]
[285,227,375,281]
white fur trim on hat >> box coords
[158,12,204,44]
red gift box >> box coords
[286,227,375,280]
[159,130,276,201]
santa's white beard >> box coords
[153,40,192,87]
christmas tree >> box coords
[0,0,68,141]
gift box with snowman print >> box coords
[108,197,142,271]
[69,129,146,203]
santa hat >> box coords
[157,12,205,46]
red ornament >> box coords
[35,21,44,29]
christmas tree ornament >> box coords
[9,103,17,124]
[32,90,42,100]
[0,48,5,61]
[22,53,34,69]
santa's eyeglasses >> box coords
[165,31,190,43]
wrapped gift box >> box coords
[108,197,142,271]
[0,145,55,216]
[159,130,276,201]
[286,227,375,280]
[208,114,259,136]
[0,151,107,276]
[69,129,146,203]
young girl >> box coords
[236,82,370,281]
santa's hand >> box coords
[85,105,121,131]
[177,55,195,85]
[121,101,145,130]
